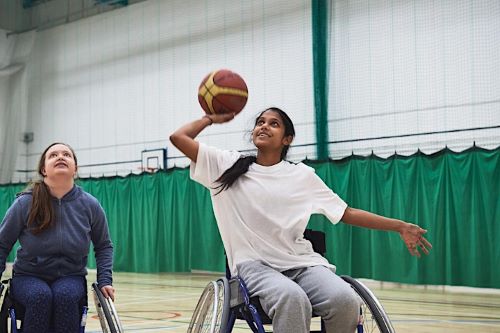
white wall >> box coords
[5,0,500,182]
[14,0,314,180]
[328,0,500,158]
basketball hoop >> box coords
[137,167,158,174]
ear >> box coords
[282,135,293,146]
[41,168,47,176]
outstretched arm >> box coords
[170,113,235,162]
[341,207,432,257]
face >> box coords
[41,144,78,179]
[252,110,293,151]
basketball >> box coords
[198,69,248,115]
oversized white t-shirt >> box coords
[190,143,348,276]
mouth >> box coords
[55,162,68,168]
[257,132,270,138]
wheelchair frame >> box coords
[189,273,395,333]
[91,282,125,333]
[188,229,395,333]
[0,279,124,333]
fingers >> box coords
[408,236,432,257]
[101,286,115,302]
[420,236,433,250]
[408,242,421,257]
[414,225,427,236]
[417,238,430,255]
[403,224,432,257]
[212,112,236,124]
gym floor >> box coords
[89,271,500,332]
[2,268,500,332]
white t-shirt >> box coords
[190,143,348,276]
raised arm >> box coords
[341,207,432,257]
[170,113,235,162]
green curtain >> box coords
[306,146,500,288]
[78,169,224,273]
[0,183,25,262]
[1,147,499,288]
[312,0,330,160]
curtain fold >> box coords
[0,147,498,288]
[311,0,330,160]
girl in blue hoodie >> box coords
[0,142,114,333]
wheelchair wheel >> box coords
[188,278,229,333]
[0,282,7,333]
[92,283,124,333]
[341,276,395,333]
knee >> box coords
[273,287,312,315]
[52,277,85,304]
[337,289,359,317]
[26,288,53,306]
[321,286,359,320]
[53,287,82,304]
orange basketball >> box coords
[198,69,248,115]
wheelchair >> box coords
[0,278,124,333]
[188,230,395,333]
[91,282,124,333]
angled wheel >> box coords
[0,282,8,333]
[188,278,230,333]
[341,276,395,333]
[92,283,124,333]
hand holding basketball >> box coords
[204,112,236,125]
[198,69,248,115]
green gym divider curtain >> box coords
[1,146,499,288]
[312,0,330,160]
[306,146,499,288]
[0,183,25,263]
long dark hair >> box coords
[25,142,77,234]
[214,107,295,193]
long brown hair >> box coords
[25,142,77,234]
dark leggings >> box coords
[10,275,85,333]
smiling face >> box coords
[40,143,78,180]
[252,109,294,155]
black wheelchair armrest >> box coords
[304,229,326,256]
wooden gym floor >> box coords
[2,268,500,332]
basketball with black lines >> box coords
[198,69,248,115]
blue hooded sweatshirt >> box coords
[0,185,113,287]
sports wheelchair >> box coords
[0,279,124,333]
[188,230,395,333]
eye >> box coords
[256,120,265,126]
[64,152,72,157]
[271,121,279,127]
[48,152,57,158]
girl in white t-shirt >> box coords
[170,107,432,333]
